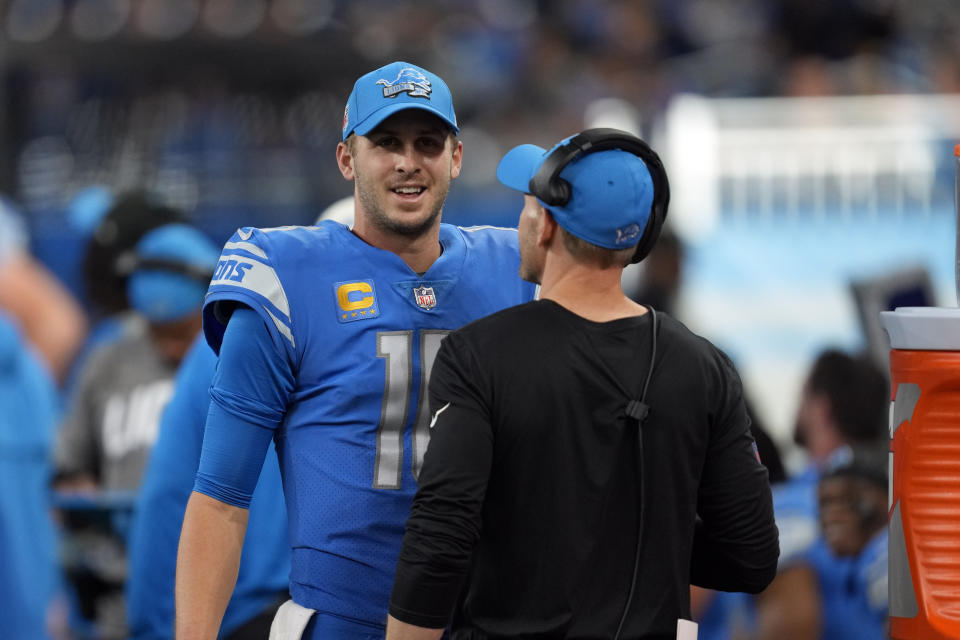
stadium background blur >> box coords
[4,0,959,466]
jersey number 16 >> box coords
[374,330,449,489]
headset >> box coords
[527,128,670,265]
[114,252,215,283]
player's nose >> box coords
[393,142,421,173]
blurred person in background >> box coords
[55,220,219,493]
[807,446,889,638]
[0,313,64,639]
[53,221,219,639]
[0,196,88,385]
[694,349,886,639]
[124,200,355,640]
[127,334,289,640]
[175,60,536,639]
[753,348,888,640]
[65,192,188,393]
[81,192,187,326]
[61,185,117,309]
[746,445,890,640]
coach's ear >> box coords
[539,208,558,249]
[337,140,356,181]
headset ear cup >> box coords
[630,156,670,264]
[630,210,661,264]
[550,178,571,206]
[529,161,573,207]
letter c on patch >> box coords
[337,282,374,311]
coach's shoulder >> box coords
[449,300,541,348]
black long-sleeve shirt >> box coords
[390,300,779,638]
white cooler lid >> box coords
[880,306,960,350]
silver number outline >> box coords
[373,330,450,489]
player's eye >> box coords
[418,137,444,152]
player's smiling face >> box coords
[340,110,462,238]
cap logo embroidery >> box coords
[615,223,641,245]
[413,286,437,310]
[376,67,432,99]
[342,103,349,134]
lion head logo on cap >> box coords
[376,67,432,99]
[615,223,641,245]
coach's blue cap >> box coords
[342,61,458,141]
[127,223,219,323]
[497,137,654,249]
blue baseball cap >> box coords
[342,61,458,141]
[127,223,220,323]
[67,185,114,238]
[497,137,654,249]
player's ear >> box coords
[337,140,356,181]
[449,138,463,180]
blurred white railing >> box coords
[659,93,960,241]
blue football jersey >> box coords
[804,534,886,640]
[772,464,820,568]
[202,221,536,626]
[855,529,888,635]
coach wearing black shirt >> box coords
[387,129,779,640]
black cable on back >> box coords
[613,306,658,640]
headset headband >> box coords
[115,252,214,283]
[528,128,670,264]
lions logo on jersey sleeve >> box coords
[205,227,294,349]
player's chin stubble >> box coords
[356,176,448,238]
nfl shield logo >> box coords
[413,286,437,309]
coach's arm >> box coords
[690,353,779,593]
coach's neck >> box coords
[539,250,647,323]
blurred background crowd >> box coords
[1,0,958,637]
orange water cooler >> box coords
[882,308,960,640]
[879,145,960,638]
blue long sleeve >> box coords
[194,306,293,508]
